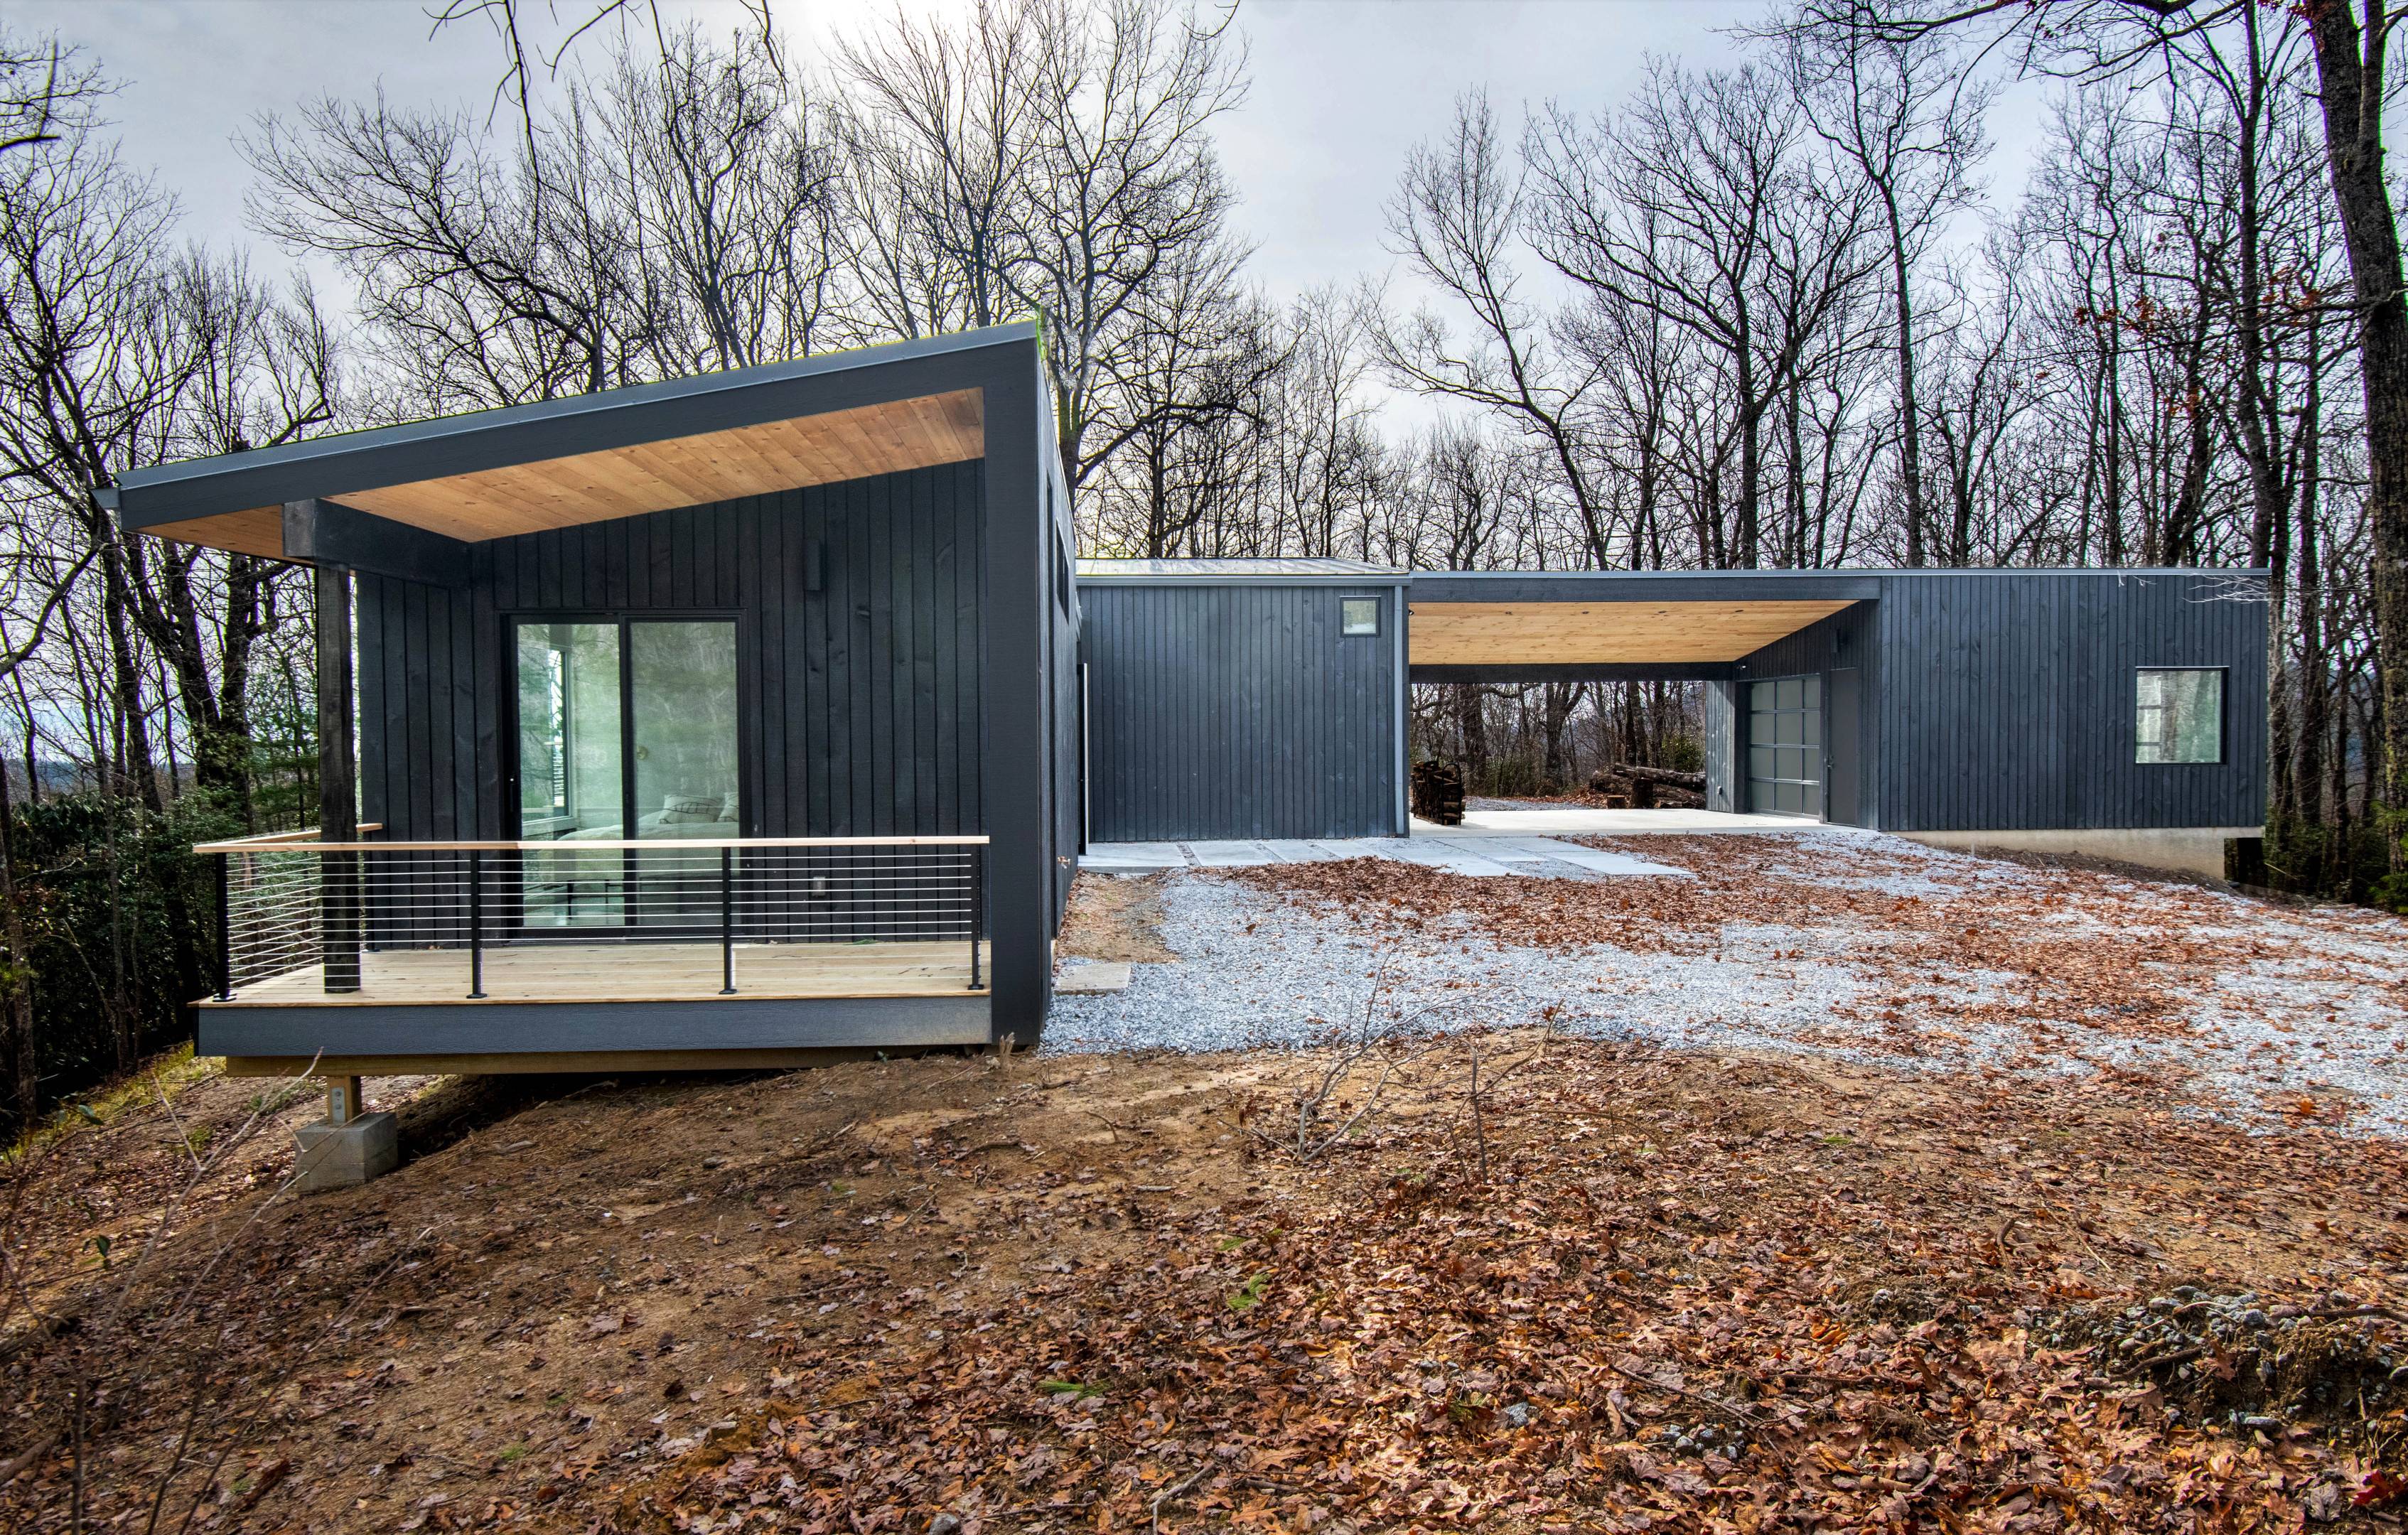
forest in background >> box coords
[0,0,2400,1129]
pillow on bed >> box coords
[720,790,741,823]
[660,793,724,824]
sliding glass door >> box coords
[512,618,741,930]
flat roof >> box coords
[109,324,1037,557]
[1077,558,1405,583]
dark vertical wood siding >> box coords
[1701,680,1739,813]
[356,460,985,844]
[1046,475,1082,920]
[1861,570,2264,831]
[1081,582,1402,841]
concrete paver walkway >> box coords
[1080,833,1690,879]
[1080,808,1848,879]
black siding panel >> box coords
[353,462,987,848]
[1082,582,1402,841]
[1862,570,2265,831]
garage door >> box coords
[1748,675,1822,817]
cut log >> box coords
[1609,763,1705,790]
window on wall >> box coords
[1340,597,1380,637]
[2136,667,2224,764]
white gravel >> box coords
[1048,834,2408,1135]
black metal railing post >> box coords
[467,849,487,999]
[213,853,232,1001]
[719,846,736,994]
[321,846,362,993]
[967,841,984,991]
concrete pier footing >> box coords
[294,1111,398,1190]
[294,1075,396,1190]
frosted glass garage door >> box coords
[1748,676,1822,818]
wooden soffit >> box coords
[149,388,984,553]
[142,507,289,559]
[1408,599,1856,667]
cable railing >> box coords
[196,835,990,1003]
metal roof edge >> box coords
[1073,572,1412,587]
[114,323,1041,523]
[1402,565,2269,580]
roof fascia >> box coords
[1409,572,1883,603]
[1075,572,1409,588]
[114,324,1038,531]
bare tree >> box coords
[1851,0,2408,893]
[1085,237,1281,556]
[828,0,1043,339]
[1776,7,1994,566]
[0,30,102,158]
[1372,90,1613,569]
[1527,60,1883,569]
[603,16,848,372]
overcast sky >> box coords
[16,0,2053,335]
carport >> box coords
[1407,570,1879,824]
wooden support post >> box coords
[314,557,362,993]
[326,1075,363,1126]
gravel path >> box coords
[1049,833,2408,1135]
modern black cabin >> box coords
[109,325,1081,1076]
[109,335,2267,1094]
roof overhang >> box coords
[1408,598,1858,667]
[108,325,1032,561]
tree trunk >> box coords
[0,753,33,1126]
[2304,0,2408,879]
[1886,190,1925,569]
[1457,684,1490,791]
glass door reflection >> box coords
[628,621,742,925]
[511,618,739,931]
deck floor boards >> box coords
[210,939,989,1007]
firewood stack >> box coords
[1410,759,1466,825]
[1589,764,1707,810]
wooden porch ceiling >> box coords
[146,389,985,556]
[1408,599,1856,666]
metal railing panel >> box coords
[202,836,991,1003]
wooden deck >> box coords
[206,939,989,1008]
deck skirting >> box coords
[195,993,993,1060]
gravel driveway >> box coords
[1049,832,2408,1134]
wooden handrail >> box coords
[193,833,989,854]
[194,823,383,850]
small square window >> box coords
[2136,668,2223,764]
[1340,597,1380,637]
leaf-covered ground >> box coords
[2,851,2405,1533]
[1215,834,2408,1130]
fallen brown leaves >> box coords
[4,927,2405,1531]
[586,1039,2408,1534]
[1229,837,2408,1099]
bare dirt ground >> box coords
[1054,872,1177,964]
[3,855,2406,1532]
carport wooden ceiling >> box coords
[149,389,984,554]
[1409,599,1856,666]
